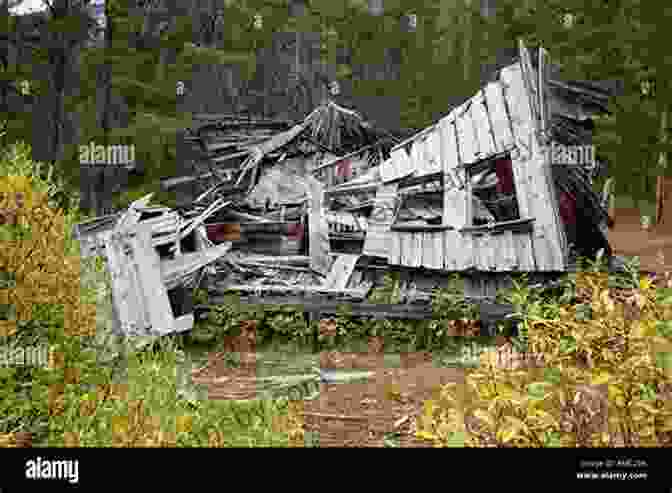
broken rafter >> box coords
[311,142,383,174]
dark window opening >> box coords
[393,179,443,227]
[468,155,520,226]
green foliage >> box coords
[416,270,672,447]
[0,143,300,447]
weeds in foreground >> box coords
[415,267,672,447]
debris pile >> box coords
[74,42,623,337]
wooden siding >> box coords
[501,63,564,271]
[381,45,567,272]
[362,183,398,259]
[484,81,515,153]
[471,90,497,159]
[439,118,468,229]
[455,103,479,165]
[389,228,538,273]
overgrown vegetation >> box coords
[0,141,301,447]
[415,259,672,447]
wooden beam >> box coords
[460,218,535,235]
[390,224,454,232]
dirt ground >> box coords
[192,346,470,447]
[608,207,672,274]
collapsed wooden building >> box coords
[74,41,621,337]
[362,40,617,297]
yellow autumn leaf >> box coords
[415,430,436,441]
[498,425,519,444]
[423,399,437,417]
[176,415,194,434]
[111,416,130,437]
[639,277,654,291]
[632,321,656,338]
[496,383,516,400]
[590,371,612,386]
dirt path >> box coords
[609,208,672,274]
[301,358,466,447]
[191,342,469,447]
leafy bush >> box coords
[415,270,672,447]
[0,143,299,447]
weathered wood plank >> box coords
[129,225,175,335]
[439,117,468,234]
[105,233,139,334]
[307,178,331,275]
[513,232,536,271]
[500,64,535,155]
[425,129,442,175]
[426,232,443,270]
[399,232,411,266]
[322,254,360,291]
[115,194,154,232]
[484,82,515,153]
[518,39,540,129]
[441,229,454,270]
[211,284,371,300]
[174,314,195,333]
[472,91,497,159]
[501,65,534,227]
[410,232,423,268]
[440,117,461,173]
[500,50,565,271]
[380,147,413,183]
[525,153,564,271]
[455,103,478,165]
[471,235,483,270]
[442,180,469,231]
[161,242,232,290]
[484,233,497,270]
[502,230,516,270]
[390,230,402,265]
[362,183,398,259]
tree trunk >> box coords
[656,106,669,226]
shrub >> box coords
[415,268,672,447]
[0,143,299,447]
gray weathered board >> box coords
[383,47,567,275]
[362,182,398,259]
[321,254,360,290]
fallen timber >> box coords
[196,297,517,331]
